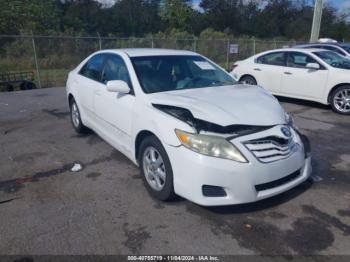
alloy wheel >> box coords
[333,88,350,113]
[142,146,166,191]
[71,102,80,127]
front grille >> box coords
[202,185,227,197]
[244,136,298,163]
[255,169,301,192]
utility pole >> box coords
[310,0,323,43]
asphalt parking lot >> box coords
[0,87,349,256]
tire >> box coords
[330,85,350,115]
[20,82,27,90]
[138,135,175,201]
[26,82,36,90]
[69,99,89,133]
[6,84,14,92]
[240,75,257,85]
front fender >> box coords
[131,103,195,158]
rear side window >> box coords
[256,52,286,66]
[79,54,105,81]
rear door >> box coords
[281,51,329,99]
[253,51,287,93]
[93,53,135,155]
[76,53,106,122]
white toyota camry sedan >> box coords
[231,48,350,115]
[66,48,311,206]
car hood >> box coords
[148,85,286,126]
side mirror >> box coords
[106,80,130,94]
[306,63,320,70]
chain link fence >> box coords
[0,35,297,89]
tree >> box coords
[109,0,162,36]
[0,0,61,34]
[59,0,105,35]
[0,0,349,41]
[200,0,241,35]
[161,0,194,32]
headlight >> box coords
[285,112,297,130]
[175,129,247,163]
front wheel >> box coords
[330,86,350,115]
[138,136,175,201]
[240,75,257,85]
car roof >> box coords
[258,48,324,54]
[100,48,198,57]
[296,43,342,47]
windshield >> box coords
[130,55,236,93]
[313,51,350,70]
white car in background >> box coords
[231,48,350,115]
[66,48,311,206]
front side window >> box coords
[101,55,132,87]
[286,52,319,68]
[80,54,105,81]
[131,55,236,94]
[313,51,350,70]
[256,52,286,66]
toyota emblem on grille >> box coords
[281,126,292,137]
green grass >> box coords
[38,68,70,87]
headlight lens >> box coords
[175,129,247,163]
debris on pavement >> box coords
[245,224,252,229]
[311,175,323,182]
[71,163,83,172]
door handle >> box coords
[254,68,261,71]
[284,72,292,75]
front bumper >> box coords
[165,125,312,206]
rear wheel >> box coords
[69,99,88,133]
[26,82,36,90]
[138,136,175,201]
[20,81,36,90]
[330,86,350,115]
[240,75,257,85]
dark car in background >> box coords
[295,43,350,58]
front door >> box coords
[93,54,135,156]
[281,52,328,100]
